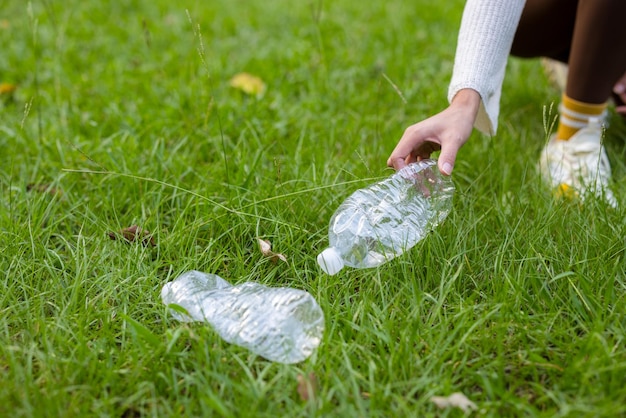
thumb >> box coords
[437,142,460,176]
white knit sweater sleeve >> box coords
[448,0,526,135]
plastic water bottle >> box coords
[317,159,454,275]
[161,270,325,364]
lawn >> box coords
[1,0,625,416]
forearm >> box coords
[448,0,526,134]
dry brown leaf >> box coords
[257,238,287,263]
[431,392,477,413]
[108,225,156,247]
[26,183,63,197]
[229,72,266,97]
[296,373,317,401]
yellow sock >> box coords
[556,93,607,140]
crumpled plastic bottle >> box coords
[161,270,325,364]
[318,159,454,275]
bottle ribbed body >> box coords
[162,271,325,364]
[325,159,454,269]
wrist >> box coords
[450,88,481,116]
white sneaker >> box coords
[541,58,568,92]
[539,118,617,207]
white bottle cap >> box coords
[317,247,344,275]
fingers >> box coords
[387,125,425,170]
[388,98,476,173]
[388,131,461,175]
[614,75,626,105]
[615,76,626,115]
[437,137,463,175]
[387,156,407,170]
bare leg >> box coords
[566,0,626,103]
[512,0,626,104]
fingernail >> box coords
[615,83,625,94]
[442,162,453,175]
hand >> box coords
[387,89,480,175]
[614,72,626,115]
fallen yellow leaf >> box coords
[229,72,266,97]
[0,83,16,95]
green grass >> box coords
[1,0,626,416]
